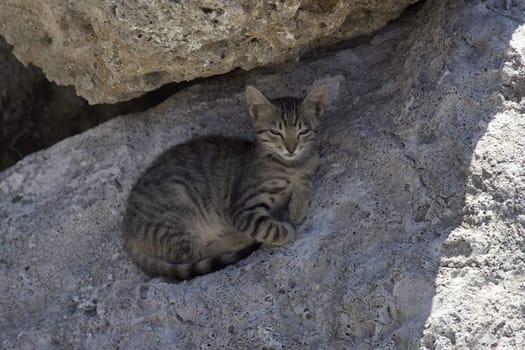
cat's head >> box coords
[245,84,328,161]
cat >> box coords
[123,84,328,280]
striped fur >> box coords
[123,84,328,280]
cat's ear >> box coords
[300,84,328,129]
[245,86,276,126]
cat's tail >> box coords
[132,242,262,280]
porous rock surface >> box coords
[1,0,524,349]
[0,0,417,104]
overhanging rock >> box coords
[0,0,417,104]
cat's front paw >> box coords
[289,198,309,224]
[271,222,295,246]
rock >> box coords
[0,36,175,171]
[0,0,417,104]
[1,0,524,348]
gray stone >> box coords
[0,0,417,104]
[1,0,524,349]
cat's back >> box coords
[129,136,254,201]
[152,135,254,169]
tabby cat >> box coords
[123,84,328,280]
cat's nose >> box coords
[284,141,297,153]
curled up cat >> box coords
[123,84,328,280]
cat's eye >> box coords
[298,130,311,136]
[269,129,283,137]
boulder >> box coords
[0,0,417,104]
[1,0,524,348]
